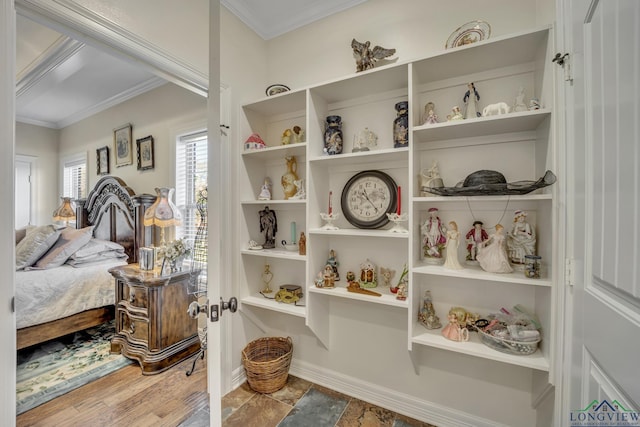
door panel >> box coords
[15,158,32,228]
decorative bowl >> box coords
[283,244,298,251]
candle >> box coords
[328,191,333,215]
[291,221,296,244]
[397,186,401,215]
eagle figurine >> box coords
[351,38,396,72]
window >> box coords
[62,154,87,200]
[175,129,208,248]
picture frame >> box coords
[113,123,133,167]
[136,135,155,171]
[96,146,110,175]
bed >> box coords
[16,176,155,350]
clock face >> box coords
[341,170,398,229]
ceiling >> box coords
[16,0,367,129]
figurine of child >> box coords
[292,125,305,143]
[421,102,439,125]
[448,106,464,121]
[258,178,272,200]
[441,307,469,342]
[506,210,536,264]
[443,221,463,270]
[422,208,447,261]
[476,224,513,273]
[463,82,481,119]
[327,249,340,281]
[465,220,489,262]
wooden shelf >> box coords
[412,264,552,287]
[241,248,306,261]
[241,294,306,318]
[308,285,408,308]
[412,326,549,371]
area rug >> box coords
[16,320,134,415]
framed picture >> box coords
[136,135,155,171]
[113,123,133,167]
[96,146,109,175]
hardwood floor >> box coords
[16,357,208,427]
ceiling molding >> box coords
[16,0,208,96]
[221,0,368,40]
[16,35,83,97]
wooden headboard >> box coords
[75,176,155,264]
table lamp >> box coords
[53,197,76,226]
[143,187,182,247]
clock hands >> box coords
[360,189,379,213]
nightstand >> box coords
[109,264,201,375]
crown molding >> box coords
[16,0,207,97]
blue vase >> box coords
[393,101,409,148]
[324,115,343,155]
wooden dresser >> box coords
[109,264,201,375]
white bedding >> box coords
[15,259,127,329]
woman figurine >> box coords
[441,307,469,342]
[298,232,306,255]
[506,210,536,264]
[443,221,463,270]
[422,207,447,261]
[463,82,480,119]
[476,224,513,273]
[258,178,272,200]
[421,102,439,125]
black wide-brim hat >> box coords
[421,170,556,196]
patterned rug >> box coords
[16,320,134,415]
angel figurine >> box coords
[351,38,396,72]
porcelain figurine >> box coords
[258,206,277,249]
[513,87,528,112]
[292,125,305,143]
[418,290,441,330]
[463,82,481,119]
[448,105,464,121]
[476,224,513,273]
[441,307,470,342]
[465,220,489,263]
[281,128,292,145]
[396,283,407,300]
[258,178,272,200]
[281,156,299,199]
[353,127,378,152]
[506,210,536,264]
[327,249,340,281]
[421,102,439,125]
[422,207,447,262]
[482,102,510,116]
[298,232,306,255]
[323,264,336,288]
[443,221,464,270]
[324,115,343,155]
[393,101,409,148]
[351,38,396,72]
[379,267,395,287]
[359,258,377,288]
[528,98,541,110]
[419,161,444,196]
[290,179,306,200]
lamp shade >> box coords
[53,197,76,222]
[143,187,182,227]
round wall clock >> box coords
[340,170,398,229]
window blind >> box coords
[63,158,86,200]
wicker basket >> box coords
[242,336,293,393]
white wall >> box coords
[15,122,59,225]
[229,1,555,426]
[58,83,207,196]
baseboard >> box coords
[231,359,508,427]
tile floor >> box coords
[180,375,436,427]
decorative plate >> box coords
[265,84,290,96]
[446,20,491,49]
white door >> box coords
[15,156,33,228]
[565,0,640,423]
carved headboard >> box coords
[75,176,155,264]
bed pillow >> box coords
[15,226,34,245]
[66,238,128,266]
[15,225,63,270]
[30,226,95,270]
